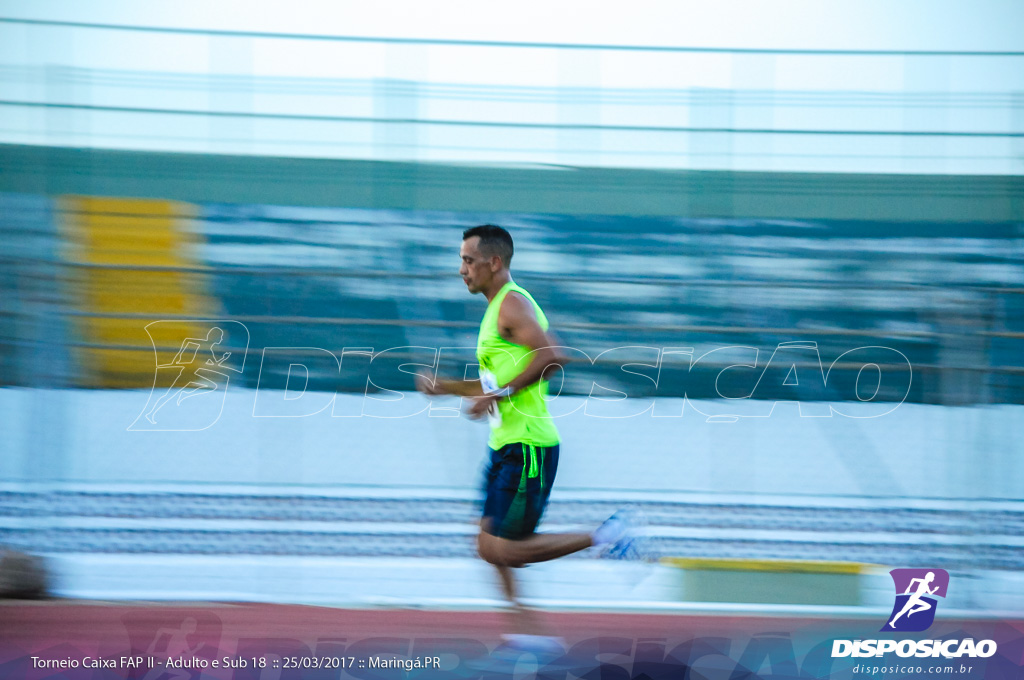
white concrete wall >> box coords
[2,387,1021,500]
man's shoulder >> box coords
[498,289,539,322]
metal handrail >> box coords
[2,18,1022,57]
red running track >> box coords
[2,602,1022,679]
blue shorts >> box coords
[482,442,559,540]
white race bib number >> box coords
[479,368,502,428]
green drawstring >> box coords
[517,444,542,494]
[539,447,545,489]
[517,446,529,493]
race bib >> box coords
[478,368,502,428]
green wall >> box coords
[1,143,1020,221]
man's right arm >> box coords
[416,371,485,397]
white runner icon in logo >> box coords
[888,571,939,628]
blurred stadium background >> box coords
[1,2,1023,623]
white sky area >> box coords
[3,0,1024,52]
[0,0,1021,173]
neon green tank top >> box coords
[477,281,560,450]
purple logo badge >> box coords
[882,568,950,632]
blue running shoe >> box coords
[593,507,651,561]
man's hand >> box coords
[415,370,445,396]
[416,370,486,398]
[466,393,499,420]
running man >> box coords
[416,224,640,640]
[889,571,939,628]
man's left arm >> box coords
[466,293,566,419]
[500,293,567,393]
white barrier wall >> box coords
[2,387,1021,501]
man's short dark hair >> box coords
[463,224,514,267]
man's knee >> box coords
[477,532,523,568]
[477,531,503,565]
